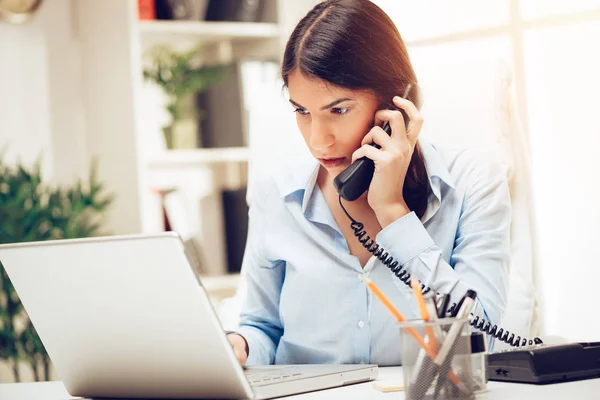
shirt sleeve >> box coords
[375,157,511,330]
[235,180,285,365]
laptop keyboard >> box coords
[244,370,303,385]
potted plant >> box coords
[143,45,228,149]
[0,156,114,382]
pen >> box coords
[425,299,444,343]
[437,290,476,363]
[432,306,452,400]
[411,296,446,386]
[411,278,439,352]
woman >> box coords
[228,0,510,366]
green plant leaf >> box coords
[142,44,229,126]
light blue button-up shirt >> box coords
[237,139,510,366]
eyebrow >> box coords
[289,98,353,111]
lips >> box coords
[318,157,346,168]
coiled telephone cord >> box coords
[339,195,542,347]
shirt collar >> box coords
[273,139,455,212]
[419,139,455,194]
[274,156,320,208]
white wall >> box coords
[0,0,89,184]
[0,4,55,176]
[0,0,147,235]
[45,0,88,184]
[75,0,146,234]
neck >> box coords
[317,166,370,207]
[317,166,334,189]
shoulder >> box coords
[247,156,313,208]
[432,141,510,192]
[247,171,280,210]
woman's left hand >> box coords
[351,95,424,226]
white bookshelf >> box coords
[73,0,318,277]
[138,20,280,40]
[138,20,282,59]
[134,2,292,276]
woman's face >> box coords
[287,70,380,175]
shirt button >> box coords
[357,273,364,281]
[357,320,365,329]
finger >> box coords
[352,144,388,164]
[361,126,394,148]
[374,109,408,144]
[374,109,406,134]
[393,96,423,143]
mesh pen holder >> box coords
[398,318,474,400]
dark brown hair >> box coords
[281,0,429,218]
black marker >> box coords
[437,294,451,318]
[451,293,466,318]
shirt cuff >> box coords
[375,211,434,266]
[375,211,460,296]
[236,325,276,366]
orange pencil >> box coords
[411,278,439,353]
[360,275,430,351]
[360,275,463,387]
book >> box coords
[221,187,249,273]
[204,0,263,22]
[197,63,247,148]
[155,0,209,20]
[138,0,156,20]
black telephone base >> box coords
[487,342,600,384]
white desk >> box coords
[1,367,600,399]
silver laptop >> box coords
[0,233,377,399]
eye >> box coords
[294,108,309,115]
[331,107,349,115]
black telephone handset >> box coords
[333,119,404,201]
[332,87,542,348]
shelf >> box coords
[147,147,250,167]
[138,21,281,55]
[139,20,280,40]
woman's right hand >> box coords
[227,333,248,366]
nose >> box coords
[309,120,335,151]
